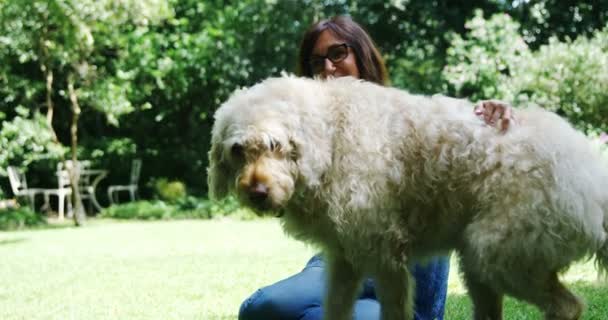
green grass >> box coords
[0,218,606,319]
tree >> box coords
[0,0,171,224]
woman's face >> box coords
[310,30,360,79]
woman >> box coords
[239,16,513,320]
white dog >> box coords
[208,75,608,320]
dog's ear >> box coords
[207,139,230,200]
[290,134,331,188]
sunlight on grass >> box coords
[0,218,315,320]
[0,218,606,319]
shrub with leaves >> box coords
[511,27,608,133]
[99,200,176,220]
[99,196,251,220]
[0,107,66,175]
[444,12,608,133]
[153,178,187,203]
[444,10,531,101]
[0,207,46,230]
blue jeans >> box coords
[239,254,449,320]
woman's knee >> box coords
[239,259,327,320]
[352,298,381,320]
[239,282,320,320]
[239,288,276,320]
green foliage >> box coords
[444,11,531,100]
[444,12,608,132]
[508,0,608,48]
[99,200,176,220]
[84,77,135,127]
[172,196,254,220]
[205,196,254,220]
[0,108,66,174]
[99,196,251,220]
[80,137,137,161]
[512,28,608,132]
[0,206,47,230]
[153,178,187,202]
[359,1,503,93]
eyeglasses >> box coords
[309,43,350,75]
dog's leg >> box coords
[462,250,583,320]
[540,273,584,320]
[458,244,504,320]
[497,271,583,320]
[460,207,585,320]
[323,255,363,320]
[460,267,503,320]
[374,265,414,320]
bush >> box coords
[444,12,608,133]
[444,10,530,101]
[511,29,608,133]
[176,197,257,220]
[205,196,254,220]
[0,108,66,175]
[0,207,46,230]
[153,178,187,203]
[99,196,255,220]
[99,201,176,220]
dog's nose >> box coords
[249,182,268,202]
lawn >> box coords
[0,218,606,319]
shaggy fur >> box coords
[208,75,608,320]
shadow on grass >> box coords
[446,281,608,319]
[1,218,78,233]
[0,238,26,245]
[1,216,142,233]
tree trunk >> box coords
[41,64,61,143]
[67,73,86,226]
[39,16,59,142]
[44,69,54,129]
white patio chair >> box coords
[108,159,142,204]
[57,160,92,186]
[57,160,92,213]
[7,166,45,208]
[7,166,72,219]
[43,170,72,220]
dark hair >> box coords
[297,16,389,86]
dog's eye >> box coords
[269,139,281,152]
[231,143,244,158]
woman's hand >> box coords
[474,100,515,132]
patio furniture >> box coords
[57,160,92,181]
[7,166,72,219]
[107,159,141,204]
[6,166,45,208]
[57,160,107,213]
[44,169,72,220]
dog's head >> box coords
[208,76,331,216]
